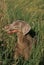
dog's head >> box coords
[4,20,31,35]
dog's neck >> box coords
[17,32,24,44]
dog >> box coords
[4,20,36,60]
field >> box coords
[0,0,44,65]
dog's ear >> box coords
[12,20,31,35]
[21,22,31,35]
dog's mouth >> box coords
[7,29,19,34]
[3,26,18,34]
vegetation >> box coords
[0,0,44,65]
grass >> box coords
[0,0,44,65]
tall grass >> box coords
[0,0,44,65]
